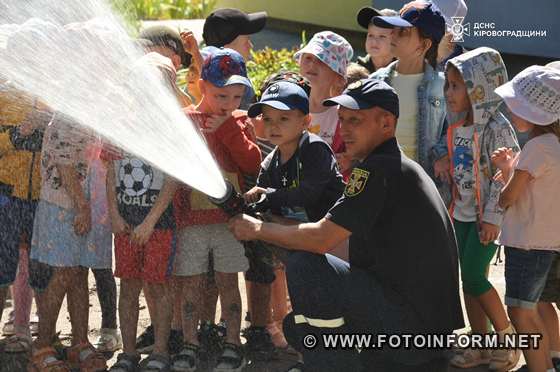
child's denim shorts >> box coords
[504,246,557,309]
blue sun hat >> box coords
[294,31,353,78]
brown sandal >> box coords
[27,346,71,372]
[66,342,107,372]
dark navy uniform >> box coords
[284,137,464,372]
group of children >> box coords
[1,1,560,372]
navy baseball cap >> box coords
[323,78,399,118]
[373,3,445,43]
[201,47,254,98]
[248,81,309,118]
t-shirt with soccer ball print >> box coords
[113,155,175,229]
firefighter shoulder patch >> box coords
[344,168,370,197]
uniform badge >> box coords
[344,168,369,197]
[347,80,363,91]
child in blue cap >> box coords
[172,47,261,372]
[243,81,345,371]
[244,81,345,223]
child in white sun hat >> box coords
[492,65,560,372]
[294,31,353,147]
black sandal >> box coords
[213,343,246,372]
[140,353,171,372]
[109,353,141,372]
[171,343,199,372]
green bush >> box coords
[110,0,215,25]
[246,32,306,97]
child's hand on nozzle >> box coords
[480,222,500,246]
[244,186,267,204]
[433,155,452,184]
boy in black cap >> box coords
[356,6,397,73]
[244,81,344,222]
[203,8,267,61]
[229,78,463,372]
[241,81,345,363]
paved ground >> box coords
[0,252,535,372]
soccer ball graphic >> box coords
[119,158,153,197]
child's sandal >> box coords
[109,353,141,372]
[140,353,171,372]
[171,343,199,372]
[66,342,108,372]
[213,343,247,372]
[28,346,71,372]
[5,333,32,353]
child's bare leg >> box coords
[215,272,242,345]
[66,267,89,345]
[464,294,491,333]
[476,287,510,332]
[179,275,204,344]
[13,245,33,335]
[538,302,560,354]
[171,277,182,330]
[0,286,7,322]
[144,282,172,355]
[509,307,553,370]
[119,278,143,354]
[271,268,290,322]
[34,268,68,349]
[248,281,271,327]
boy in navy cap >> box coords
[244,81,344,222]
[229,78,463,371]
[242,81,345,365]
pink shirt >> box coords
[499,134,560,251]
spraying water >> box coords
[0,0,227,199]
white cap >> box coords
[495,65,560,126]
[429,0,467,30]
